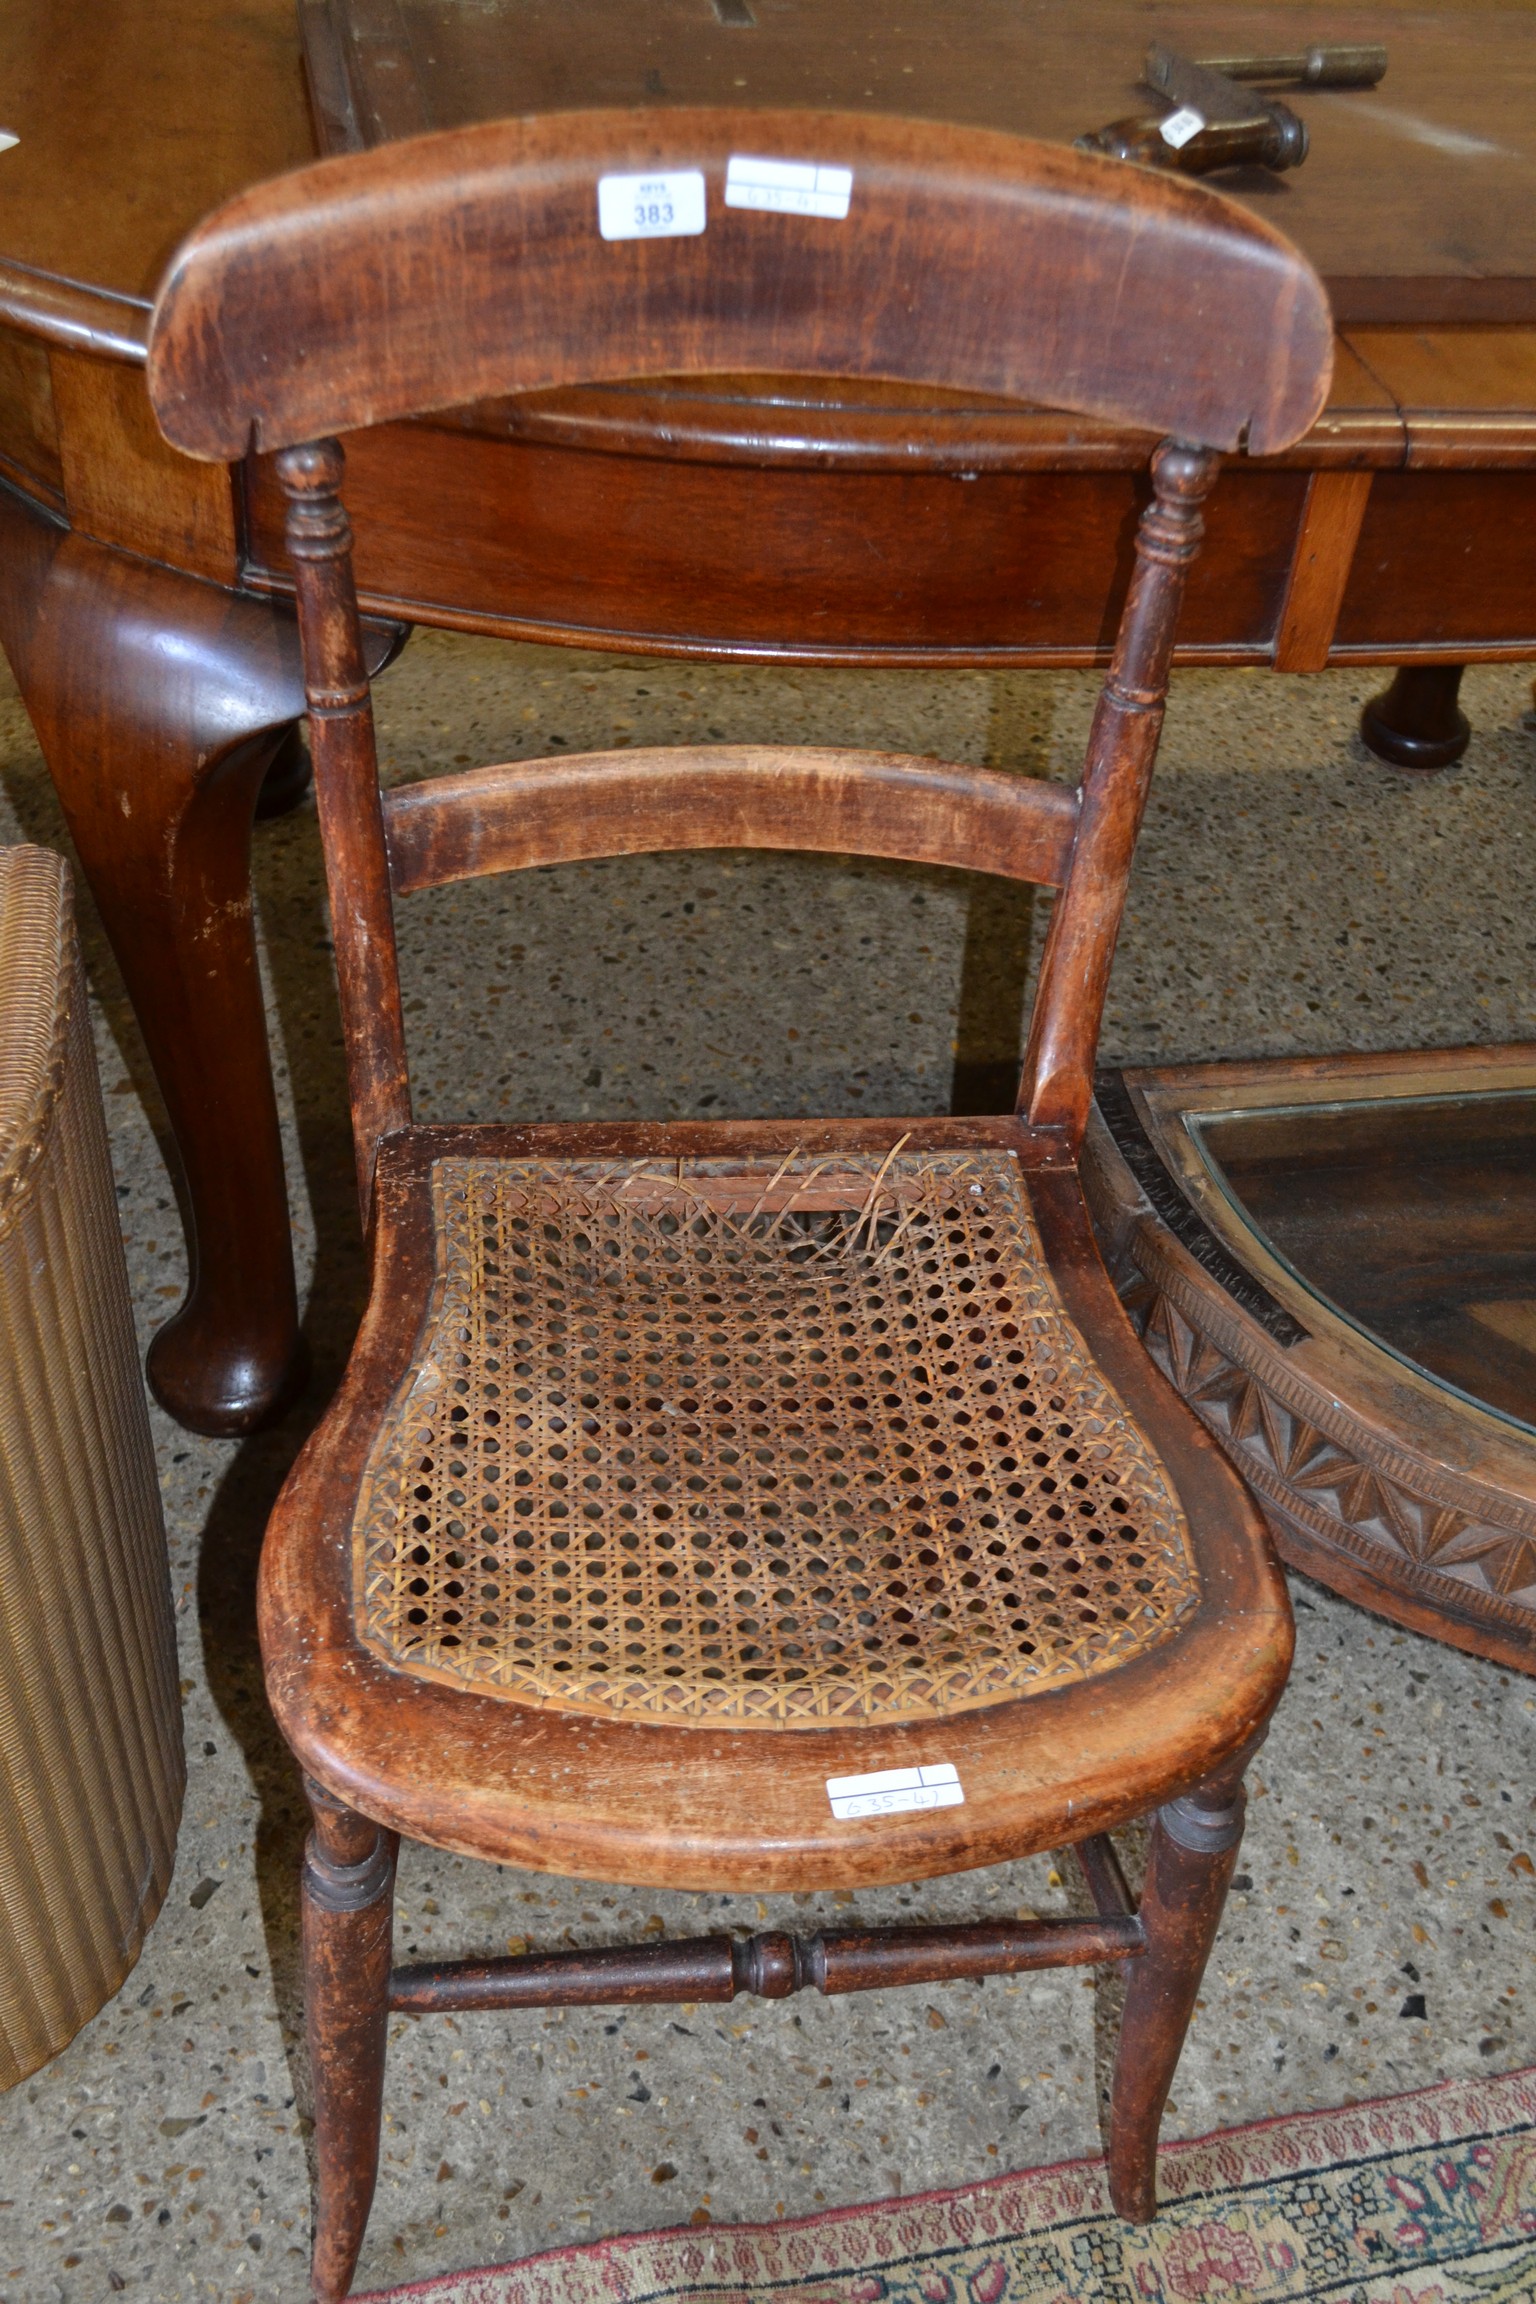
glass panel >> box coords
[1189,1088,1536,1434]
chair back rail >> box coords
[145,115,1333,1218]
[381,747,1082,896]
[146,110,1332,461]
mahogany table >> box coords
[0,0,1533,1434]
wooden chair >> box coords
[146,108,1333,2301]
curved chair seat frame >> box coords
[148,107,1332,2301]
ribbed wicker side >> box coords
[0,846,183,2089]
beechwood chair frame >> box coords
[148,108,1333,2301]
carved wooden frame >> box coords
[1083,1049,1536,1674]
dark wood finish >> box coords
[0,476,404,1433]
[287,5,1536,775]
[0,0,1531,1429]
[301,1779,398,2304]
[0,483,309,1432]
[1024,443,1212,1145]
[254,724,314,820]
[224,333,1536,673]
[271,1129,1285,2294]
[1274,469,1375,674]
[139,121,1322,2291]
[264,1120,1289,1875]
[1208,1097,1536,1416]
[149,113,1332,462]
[390,1910,1145,2014]
[262,427,1224,1193]
[1338,467,1536,654]
[279,440,411,1223]
[1082,1047,1536,1676]
[297,0,1536,325]
[1075,1827,1136,1917]
[140,116,1331,1196]
[1108,1750,1251,2221]
[243,424,1318,667]
[1360,663,1473,768]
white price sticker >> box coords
[1158,106,1206,150]
[725,155,853,220]
[597,169,707,242]
[827,1763,964,1821]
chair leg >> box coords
[302,1779,398,2303]
[1106,1752,1249,2223]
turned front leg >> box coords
[1107,1753,1251,2222]
[303,1782,398,2304]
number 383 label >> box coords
[597,169,707,242]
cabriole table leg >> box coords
[255,721,315,820]
[0,485,309,1434]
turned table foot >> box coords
[1360,664,1471,771]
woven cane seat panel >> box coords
[353,1151,1198,1725]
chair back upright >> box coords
[146,109,1334,1214]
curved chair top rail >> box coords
[146,107,1333,463]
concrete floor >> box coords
[0,641,1534,2304]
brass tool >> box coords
[1076,40,1386,177]
[1143,47,1310,166]
[1196,45,1387,88]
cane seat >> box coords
[354,1148,1199,1726]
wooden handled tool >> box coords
[1078,39,1386,176]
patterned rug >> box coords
[361,2066,1536,2304]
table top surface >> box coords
[2,0,1536,322]
[307,0,1536,322]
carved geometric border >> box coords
[1114,1226,1536,1654]
[1081,1113,1536,1673]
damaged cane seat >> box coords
[353,1149,1200,1726]
[263,1117,1284,1898]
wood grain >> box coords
[298,0,1536,326]
[383,745,1081,895]
[244,428,1315,666]
[132,81,1343,2289]
[1273,468,1374,673]
[246,273,1301,2264]
[0,325,61,504]
[1335,471,1536,656]
[146,110,1333,462]
[277,440,410,1224]
[0,0,1526,325]
[50,347,238,585]
[1108,1749,1253,2219]
[389,1914,1145,2013]
[302,1781,397,2304]
[0,0,1526,1457]
[1025,441,1215,1141]
[0,482,310,1434]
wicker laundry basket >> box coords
[0,845,183,2088]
